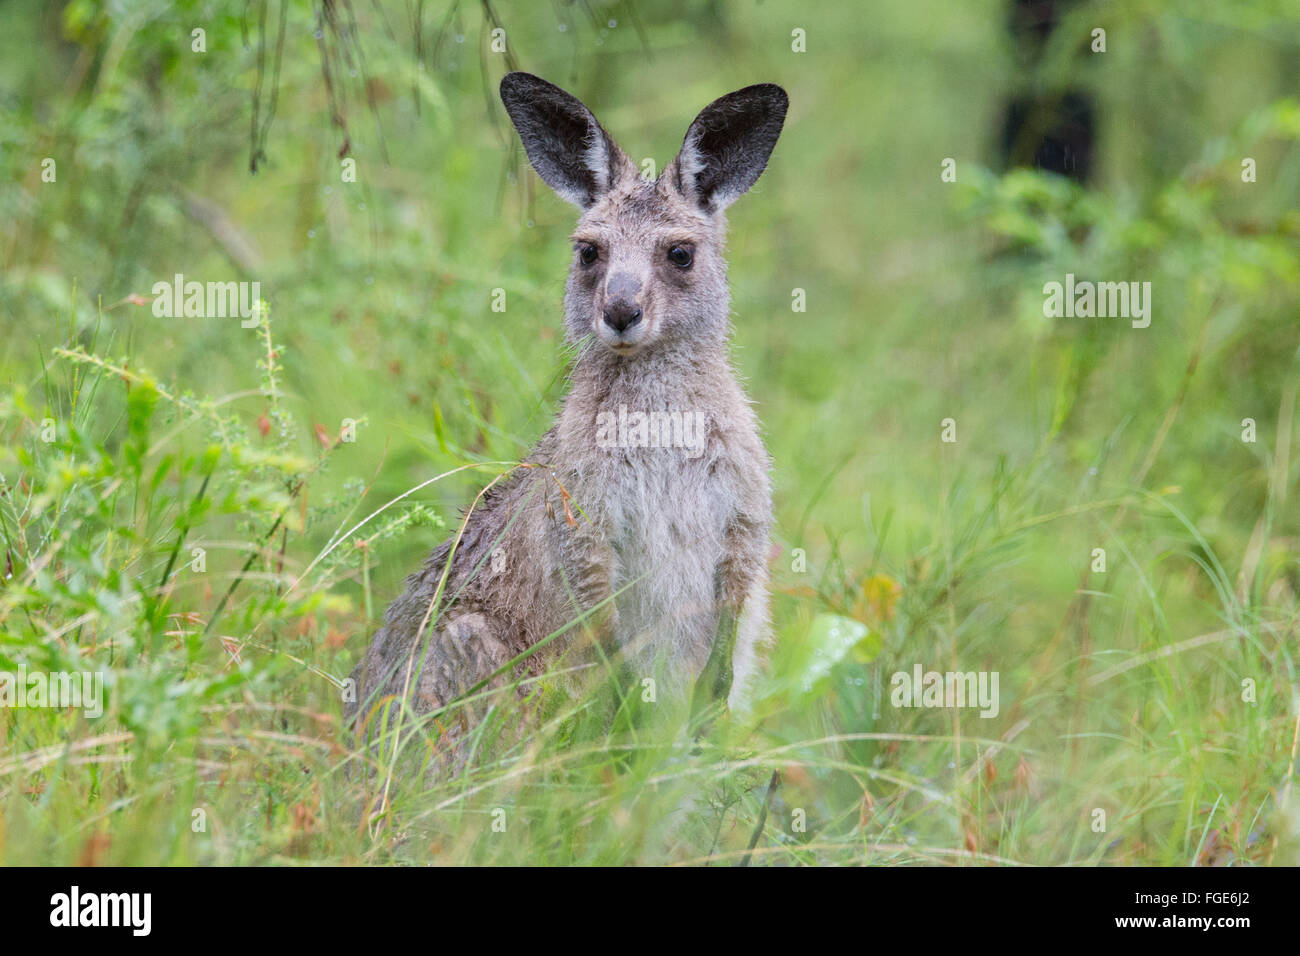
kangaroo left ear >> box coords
[666,83,788,214]
[500,71,631,209]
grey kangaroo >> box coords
[346,72,787,757]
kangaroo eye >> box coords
[579,244,599,266]
[667,245,693,268]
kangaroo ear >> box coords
[668,84,788,214]
[499,72,630,208]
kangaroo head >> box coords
[500,72,787,357]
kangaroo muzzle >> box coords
[602,272,643,335]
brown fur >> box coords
[345,74,788,764]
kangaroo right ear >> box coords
[499,72,630,209]
[669,83,788,214]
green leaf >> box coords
[795,613,881,697]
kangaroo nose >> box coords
[603,300,642,333]
[603,272,643,334]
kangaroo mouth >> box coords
[595,321,648,354]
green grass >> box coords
[1,0,1299,865]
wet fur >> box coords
[346,73,787,759]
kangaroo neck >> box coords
[569,338,731,406]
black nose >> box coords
[603,301,642,334]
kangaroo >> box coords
[346,72,787,760]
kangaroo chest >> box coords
[579,440,739,672]
[555,367,758,672]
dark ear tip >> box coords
[499,72,524,96]
[499,71,543,104]
[749,83,789,116]
[707,83,787,126]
